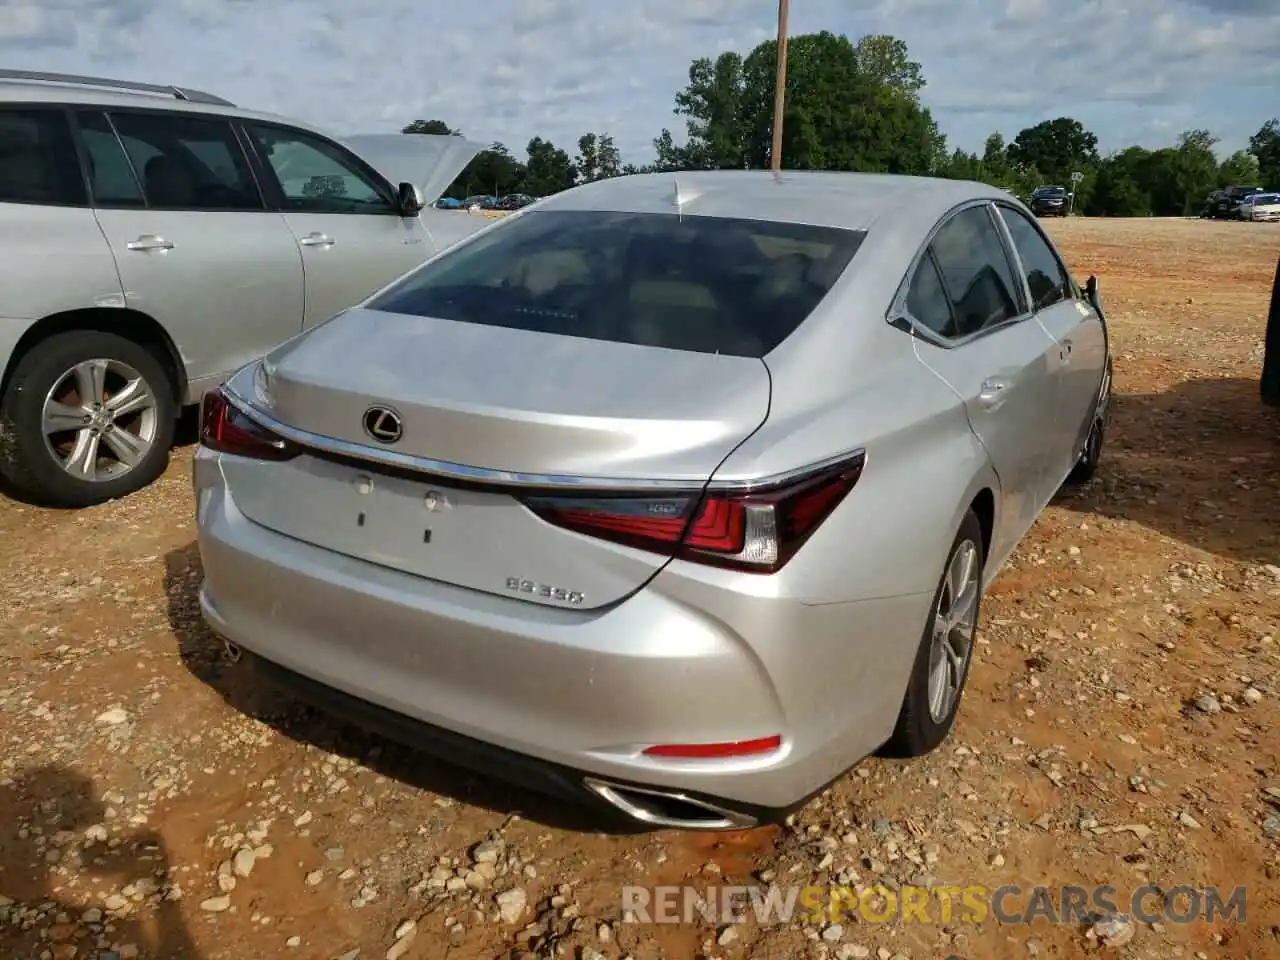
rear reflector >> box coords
[522,451,864,573]
[643,735,782,759]
[200,388,300,461]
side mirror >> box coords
[396,182,424,216]
[1084,274,1104,319]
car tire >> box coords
[1066,416,1104,486]
[882,508,985,758]
[1065,357,1110,486]
[0,331,176,507]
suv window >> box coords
[0,109,86,206]
[998,206,1073,310]
[368,210,866,357]
[76,112,145,207]
[926,205,1023,337]
[107,111,261,211]
[247,125,393,214]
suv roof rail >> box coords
[0,69,235,107]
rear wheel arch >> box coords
[969,487,996,561]
[2,308,187,410]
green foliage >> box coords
[1250,119,1280,190]
[399,34,1276,217]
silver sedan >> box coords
[194,170,1112,830]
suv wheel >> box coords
[0,331,176,507]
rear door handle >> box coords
[299,232,335,247]
[978,378,1010,408]
[126,235,174,252]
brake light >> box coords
[522,451,864,573]
[199,388,300,461]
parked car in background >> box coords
[1028,185,1070,217]
[0,70,488,507]
[195,170,1111,830]
[497,193,534,210]
[1203,184,1264,219]
[1237,192,1280,222]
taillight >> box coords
[522,451,864,573]
[199,388,300,461]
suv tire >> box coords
[0,331,176,507]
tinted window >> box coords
[76,112,145,206]
[247,125,392,213]
[928,206,1023,337]
[998,207,1073,310]
[369,211,865,357]
[0,109,86,206]
[108,112,261,211]
[905,252,957,337]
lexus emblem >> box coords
[362,405,403,444]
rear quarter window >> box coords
[368,210,865,358]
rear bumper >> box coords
[230,647,797,825]
[194,450,933,812]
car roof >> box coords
[534,170,1010,232]
[0,74,334,139]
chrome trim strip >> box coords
[220,384,865,493]
[582,777,759,830]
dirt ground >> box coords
[1,218,1278,960]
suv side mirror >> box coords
[396,182,424,216]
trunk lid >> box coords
[223,308,770,609]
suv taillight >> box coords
[522,452,864,573]
[199,388,300,461]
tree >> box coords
[850,34,925,97]
[576,133,623,182]
[657,31,941,174]
[523,137,576,196]
[464,142,524,197]
[652,128,700,171]
[577,133,599,182]
[1249,119,1280,190]
[1087,148,1152,217]
[669,51,748,169]
[1219,150,1261,187]
[1007,118,1099,184]
[1132,130,1220,216]
[597,135,622,179]
[401,119,460,136]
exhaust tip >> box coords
[583,777,758,831]
[222,639,242,663]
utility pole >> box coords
[770,0,790,172]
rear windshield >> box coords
[368,210,866,357]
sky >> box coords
[1,0,1277,166]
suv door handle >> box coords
[978,378,1009,408]
[299,232,335,247]
[126,235,174,252]
[1061,338,1073,360]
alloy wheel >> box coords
[927,539,980,722]
[40,359,160,482]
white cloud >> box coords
[0,0,1275,163]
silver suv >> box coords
[0,70,485,507]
